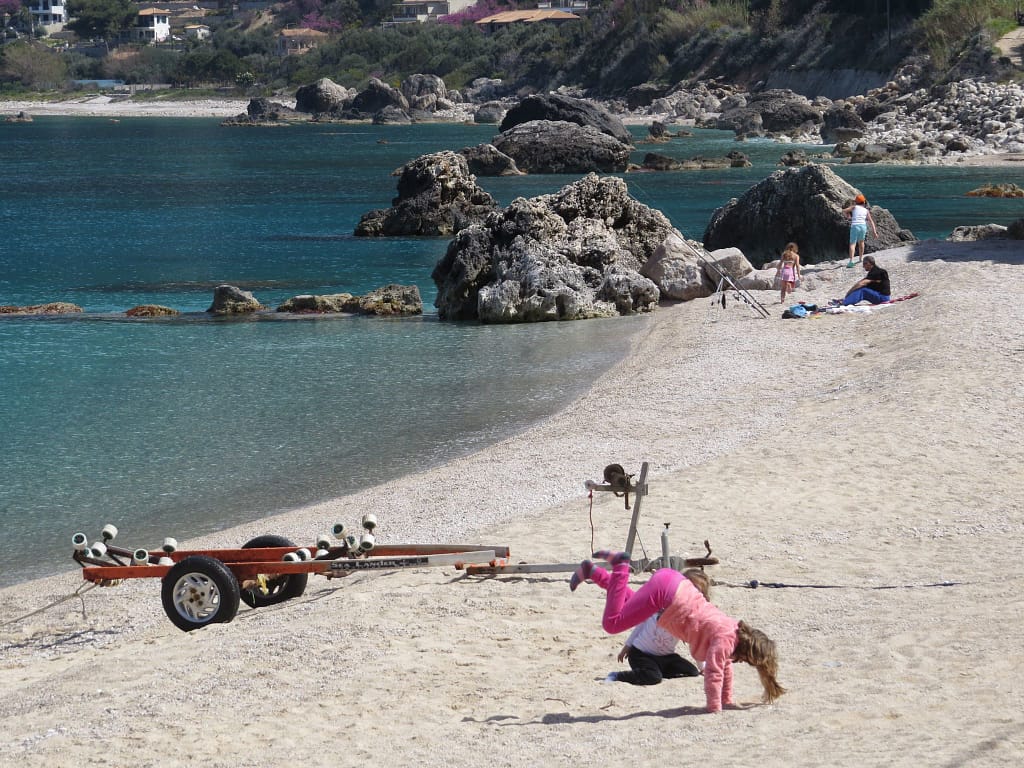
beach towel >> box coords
[881,293,920,304]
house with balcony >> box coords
[131,8,171,43]
[387,0,473,24]
[276,28,328,56]
[26,0,67,33]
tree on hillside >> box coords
[65,0,137,42]
[0,40,68,88]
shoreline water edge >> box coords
[1,238,1022,767]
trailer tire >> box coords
[161,555,240,632]
[239,535,309,608]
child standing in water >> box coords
[775,242,801,304]
[571,552,785,713]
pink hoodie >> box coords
[657,579,739,712]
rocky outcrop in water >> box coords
[125,305,179,317]
[0,302,82,315]
[499,93,634,145]
[277,285,422,316]
[208,285,263,315]
[432,174,671,323]
[710,89,822,138]
[294,78,356,114]
[354,151,498,237]
[491,120,632,174]
[458,144,523,176]
[703,163,915,267]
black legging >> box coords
[616,647,700,686]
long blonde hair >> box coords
[734,621,786,704]
[683,568,711,601]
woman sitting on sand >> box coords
[571,552,785,713]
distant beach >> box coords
[6,95,1024,169]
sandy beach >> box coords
[2,237,1022,766]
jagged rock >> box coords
[947,224,1008,242]
[463,78,507,103]
[354,284,423,316]
[779,150,809,166]
[345,78,410,119]
[431,174,671,323]
[277,285,422,315]
[499,93,634,145]
[401,74,447,112]
[0,302,82,315]
[627,84,670,110]
[473,102,506,124]
[726,150,751,168]
[821,104,866,143]
[5,111,33,123]
[354,151,498,237]
[373,105,412,124]
[703,163,915,267]
[648,120,669,139]
[966,183,1024,198]
[458,144,523,176]
[294,78,354,114]
[714,89,822,138]
[638,230,710,301]
[125,305,179,317]
[642,153,681,171]
[492,120,632,174]
[222,98,304,126]
[276,294,355,313]
[208,285,263,315]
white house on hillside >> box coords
[26,0,67,33]
[131,8,171,43]
[388,0,474,24]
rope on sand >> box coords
[714,579,966,590]
[0,582,97,628]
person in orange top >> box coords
[571,551,785,713]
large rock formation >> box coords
[710,89,822,138]
[346,78,410,119]
[354,151,498,237]
[500,93,634,145]
[431,174,671,323]
[703,164,915,267]
[294,78,355,114]
[401,74,447,112]
[491,120,632,174]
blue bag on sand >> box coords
[788,305,808,318]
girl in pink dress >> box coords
[776,242,801,304]
[571,552,785,713]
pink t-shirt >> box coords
[657,579,739,712]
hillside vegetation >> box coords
[1,0,1021,96]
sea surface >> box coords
[2,117,1022,588]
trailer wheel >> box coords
[161,555,240,632]
[239,535,309,608]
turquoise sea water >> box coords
[2,117,1023,587]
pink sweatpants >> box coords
[597,564,685,635]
